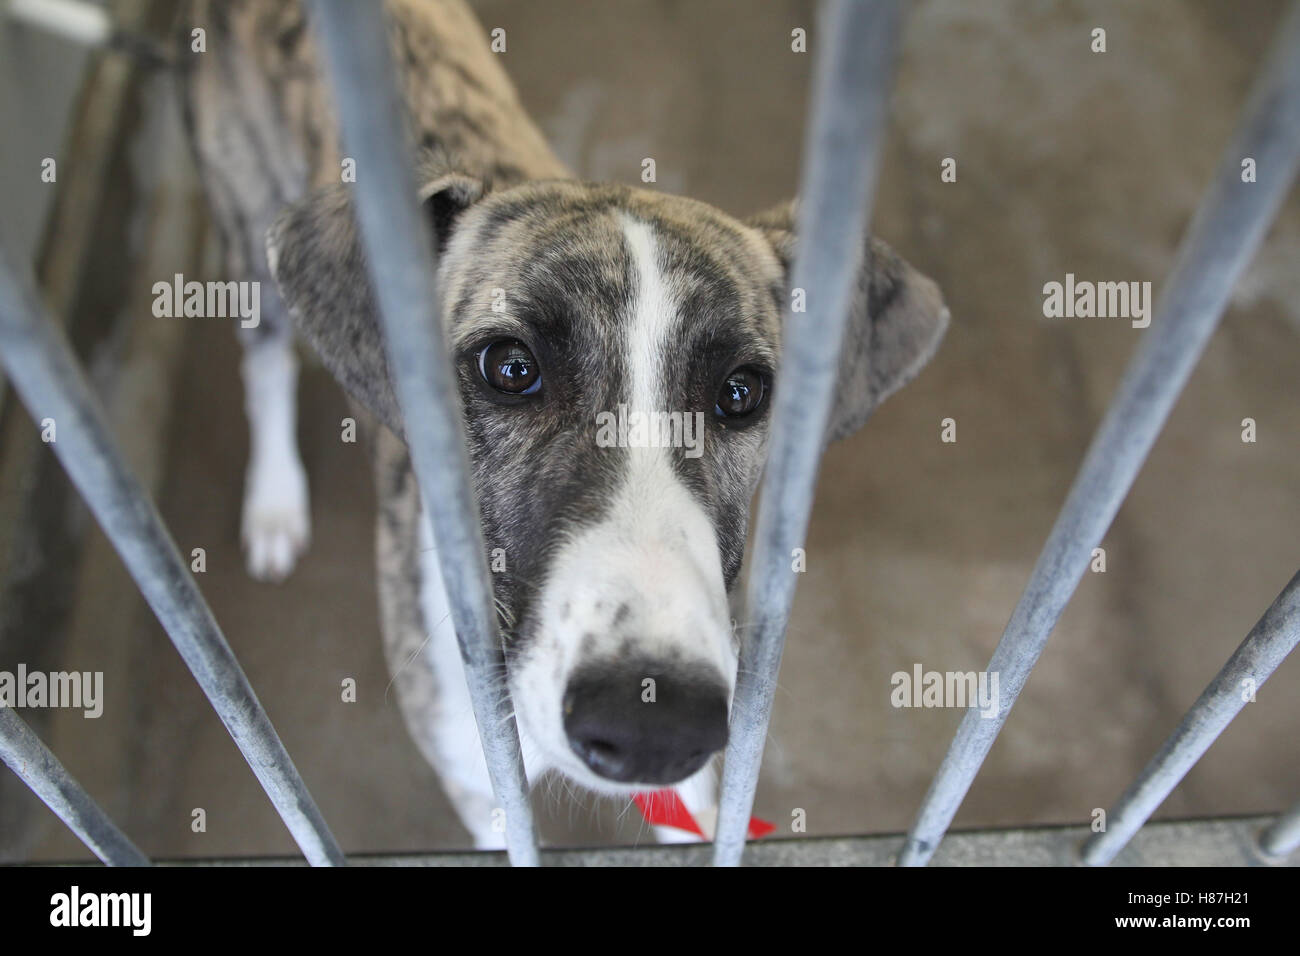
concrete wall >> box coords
[0,4,96,265]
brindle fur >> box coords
[181,0,948,840]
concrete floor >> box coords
[7,0,1300,861]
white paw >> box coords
[241,453,310,581]
[471,829,508,852]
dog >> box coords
[180,0,948,847]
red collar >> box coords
[634,790,775,839]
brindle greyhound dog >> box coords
[180,0,948,847]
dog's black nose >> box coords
[563,661,729,785]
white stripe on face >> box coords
[622,216,675,419]
[506,216,738,793]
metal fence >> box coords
[1,0,1299,867]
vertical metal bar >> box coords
[899,2,1300,867]
[306,0,537,866]
[0,706,149,866]
[713,0,903,867]
[0,243,345,867]
[1259,795,1300,859]
[1081,569,1300,866]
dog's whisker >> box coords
[382,612,451,704]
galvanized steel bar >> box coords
[1081,569,1300,866]
[0,706,149,866]
[900,3,1300,867]
[0,242,345,867]
[713,0,903,867]
[306,0,538,866]
[1259,795,1300,859]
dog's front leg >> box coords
[416,668,512,851]
[373,431,530,850]
[410,504,539,850]
[239,327,310,581]
[382,538,511,848]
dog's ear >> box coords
[747,201,949,443]
[265,172,486,440]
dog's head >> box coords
[268,170,947,794]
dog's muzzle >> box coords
[562,657,729,785]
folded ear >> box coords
[265,171,485,440]
[747,201,949,443]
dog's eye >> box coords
[715,366,767,420]
[479,339,541,395]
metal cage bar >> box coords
[306,0,538,866]
[0,705,149,866]
[713,0,903,867]
[0,241,345,868]
[1259,795,1300,859]
[1080,569,1300,866]
[898,1,1300,867]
